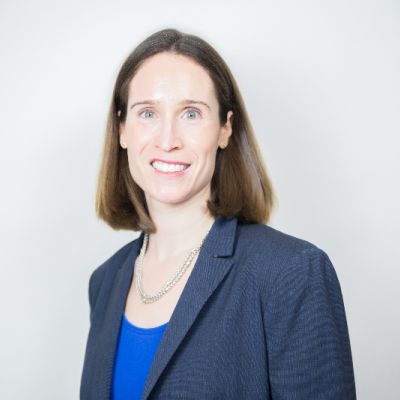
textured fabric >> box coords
[112,314,168,400]
[80,214,356,399]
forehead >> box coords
[127,52,217,104]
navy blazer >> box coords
[80,214,356,399]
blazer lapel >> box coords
[91,214,238,400]
[141,215,238,400]
[92,234,144,400]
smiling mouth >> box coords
[151,160,191,173]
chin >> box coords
[147,191,192,206]
[160,196,191,205]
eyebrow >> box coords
[129,99,211,110]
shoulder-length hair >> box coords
[96,28,276,233]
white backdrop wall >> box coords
[0,0,399,398]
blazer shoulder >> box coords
[88,235,141,307]
[237,222,334,291]
[238,221,326,259]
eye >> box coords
[139,109,156,119]
[184,108,201,120]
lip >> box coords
[150,158,191,178]
[151,163,191,177]
[150,158,191,166]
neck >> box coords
[144,192,215,263]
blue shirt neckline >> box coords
[122,313,169,335]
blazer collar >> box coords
[96,214,238,399]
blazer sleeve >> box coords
[263,247,356,399]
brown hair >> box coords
[95,28,276,233]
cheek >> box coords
[192,142,219,178]
[125,133,147,176]
[187,126,219,153]
[194,138,219,161]
[127,127,151,154]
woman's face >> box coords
[119,52,233,210]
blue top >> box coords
[112,313,168,400]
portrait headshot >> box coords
[1,1,399,400]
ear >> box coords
[119,120,127,149]
[218,110,234,148]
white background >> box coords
[0,0,399,398]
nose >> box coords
[154,116,182,152]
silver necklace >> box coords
[135,229,210,304]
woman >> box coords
[80,28,356,399]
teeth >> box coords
[152,161,189,172]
